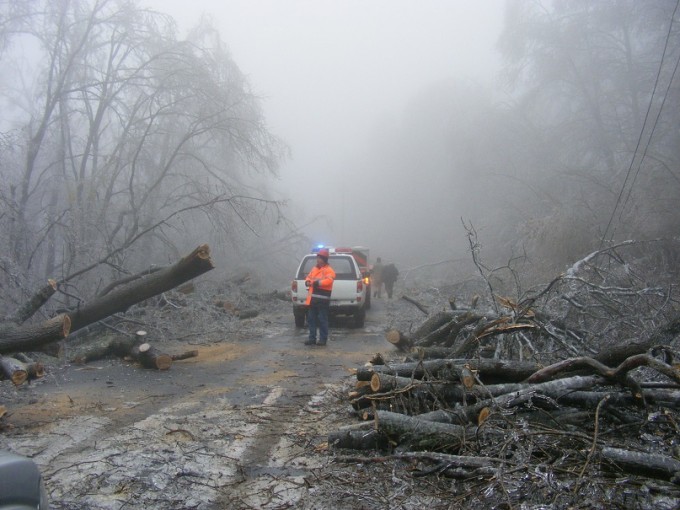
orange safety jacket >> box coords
[305,264,336,306]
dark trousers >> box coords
[307,303,329,342]
[385,281,395,299]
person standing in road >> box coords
[304,248,336,346]
[382,262,399,299]
[371,257,384,298]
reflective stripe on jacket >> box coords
[305,264,336,306]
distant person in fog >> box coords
[371,257,384,298]
[382,263,399,299]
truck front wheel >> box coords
[294,311,306,328]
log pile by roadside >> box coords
[332,312,680,492]
[329,241,680,507]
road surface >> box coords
[1,297,398,509]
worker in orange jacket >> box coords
[304,248,336,346]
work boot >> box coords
[304,339,316,346]
[316,340,327,346]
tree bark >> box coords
[68,244,214,332]
[7,279,57,324]
[0,357,29,385]
[601,447,680,482]
[70,335,140,364]
[328,428,388,450]
[0,315,71,355]
[355,358,542,384]
[374,410,477,452]
[385,329,413,352]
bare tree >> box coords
[0,0,289,316]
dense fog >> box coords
[144,0,680,278]
[148,0,506,270]
[0,0,678,297]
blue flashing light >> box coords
[312,244,325,253]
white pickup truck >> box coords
[291,250,368,328]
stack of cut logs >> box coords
[329,301,680,486]
[0,354,45,386]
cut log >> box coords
[0,357,28,385]
[133,343,173,370]
[25,361,45,381]
[0,315,71,355]
[374,410,478,452]
[13,353,46,380]
[328,428,388,450]
[370,373,423,393]
[0,357,43,385]
[70,335,139,364]
[385,329,413,352]
[348,384,375,411]
[367,373,471,407]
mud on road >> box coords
[1,293,431,509]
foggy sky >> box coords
[144,0,505,268]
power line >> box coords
[620,45,680,214]
[600,0,680,247]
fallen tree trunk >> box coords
[601,447,680,483]
[70,335,140,364]
[0,245,214,355]
[68,245,214,332]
